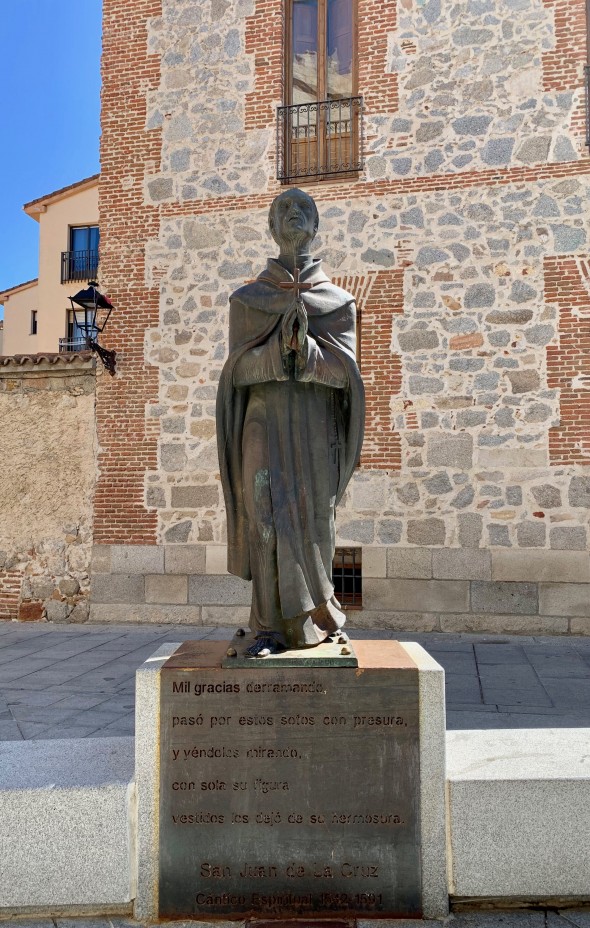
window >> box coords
[70,225,99,254]
[61,226,99,283]
[30,310,37,335]
[277,0,363,181]
[60,309,90,353]
[332,547,362,608]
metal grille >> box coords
[586,65,590,149]
[61,250,99,284]
[332,546,362,609]
[59,337,88,353]
[277,96,364,183]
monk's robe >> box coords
[216,258,364,647]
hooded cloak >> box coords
[216,258,364,636]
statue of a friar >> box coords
[216,189,364,657]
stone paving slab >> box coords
[1,911,589,926]
[1,623,590,737]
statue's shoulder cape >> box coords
[217,258,365,580]
[230,258,354,317]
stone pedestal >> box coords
[135,639,447,921]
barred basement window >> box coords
[332,547,362,609]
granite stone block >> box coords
[201,605,251,625]
[205,545,229,574]
[91,545,112,573]
[569,476,590,508]
[145,574,188,605]
[111,545,165,574]
[91,574,145,605]
[426,433,473,469]
[0,737,134,908]
[476,448,548,468]
[362,546,387,578]
[516,521,546,548]
[539,583,590,617]
[457,513,483,549]
[170,485,219,508]
[440,613,567,636]
[400,643,448,917]
[407,518,446,546]
[135,642,182,920]
[549,526,588,550]
[188,574,251,605]
[352,610,440,632]
[570,616,590,635]
[492,550,590,583]
[447,728,590,897]
[89,603,202,624]
[433,549,491,581]
[164,544,206,574]
[386,547,432,579]
[471,581,538,615]
[364,578,470,612]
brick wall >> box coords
[0,570,22,622]
[96,0,162,545]
[245,0,284,131]
[332,270,405,469]
[547,255,590,464]
[542,0,587,143]
[358,0,398,114]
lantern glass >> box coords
[69,282,111,338]
[73,307,94,332]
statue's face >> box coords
[269,190,318,252]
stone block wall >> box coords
[94,0,590,634]
[90,542,590,635]
[0,356,97,622]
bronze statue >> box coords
[216,189,364,656]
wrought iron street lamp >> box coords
[69,281,116,375]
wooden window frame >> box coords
[285,0,358,107]
[280,0,362,184]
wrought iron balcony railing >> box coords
[61,250,99,284]
[277,96,364,183]
[59,337,89,353]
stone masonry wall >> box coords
[0,357,97,622]
[94,0,590,633]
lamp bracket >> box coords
[89,339,117,376]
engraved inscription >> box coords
[159,663,421,919]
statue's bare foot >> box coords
[246,632,286,658]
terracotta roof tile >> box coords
[0,278,39,302]
[0,352,94,367]
[23,174,100,211]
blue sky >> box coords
[0,0,102,313]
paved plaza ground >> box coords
[0,621,590,739]
[3,909,590,927]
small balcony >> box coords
[61,250,99,284]
[59,337,89,353]
[277,96,364,183]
